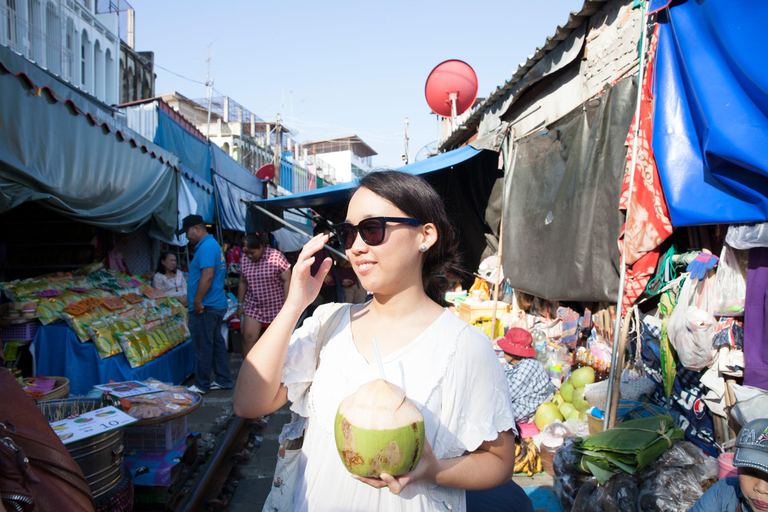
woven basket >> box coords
[36,377,70,401]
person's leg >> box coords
[208,308,233,388]
[189,312,213,392]
[242,314,263,356]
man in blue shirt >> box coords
[178,215,233,394]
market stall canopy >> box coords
[152,109,215,224]
[255,145,483,213]
[210,144,263,232]
[0,45,180,240]
[652,0,768,226]
[253,145,502,280]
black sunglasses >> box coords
[334,217,420,249]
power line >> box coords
[154,63,208,86]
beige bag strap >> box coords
[314,303,352,370]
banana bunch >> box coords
[514,438,543,476]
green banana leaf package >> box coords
[573,415,685,484]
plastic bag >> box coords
[666,277,716,370]
[553,438,593,511]
[730,383,768,427]
[712,243,748,316]
[571,474,639,512]
[725,222,768,250]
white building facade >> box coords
[298,135,376,184]
[0,0,120,105]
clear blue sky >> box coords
[128,0,584,169]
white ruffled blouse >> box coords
[281,304,517,512]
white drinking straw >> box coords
[371,337,387,380]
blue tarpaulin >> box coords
[210,144,262,232]
[653,0,768,226]
[32,323,194,396]
[153,110,215,223]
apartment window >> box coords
[80,43,85,85]
[27,0,41,62]
[45,2,61,75]
[5,0,16,45]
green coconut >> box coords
[334,379,425,477]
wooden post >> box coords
[606,311,632,430]
[490,214,504,338]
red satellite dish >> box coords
[425,60,478,119]
[255,163,275,180]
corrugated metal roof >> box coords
[439,0,609,151]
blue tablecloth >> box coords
[32,323,194,396]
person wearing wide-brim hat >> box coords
[690,418,768,511]
[498,328,554,424]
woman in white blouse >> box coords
[152,252,187,306]
[234,171,518,511]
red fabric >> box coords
[619,26,673,315]
[227,245,242,265]
[240,247,291,323]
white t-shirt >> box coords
[281,304,517,512]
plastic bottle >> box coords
[532,330,548,365]
[549,364,563,385]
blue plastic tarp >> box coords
[210,144,262,231]
[32,323,194,396]
[154,110,212,186]
[184,175,215,224]
[653,0,768,226]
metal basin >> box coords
[37,398,125,499]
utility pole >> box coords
[274,113,283,186]
[403,117,410,164]
[205,44,213,141]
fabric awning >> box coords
[255,145,482,211]
[0,45,180,239]
[210,144,263,232]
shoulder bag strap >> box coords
[314,303,352,370]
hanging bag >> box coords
[712,243,748,316]
[263,303,352,512]
[666,275,716,370]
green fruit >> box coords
[560,380,575,403]
[573,387,589,412]
[534,402,564,431]
[552,392,564,407]
[579,411,588,421]
[567,409,582,420]
[558,402,576,418]
[571,366,596,389]
[334,380,425,477]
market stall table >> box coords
[32,323,194,395]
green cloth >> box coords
[573,415,685,483]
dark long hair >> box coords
[355,171,462,306]
[156,251,177,275]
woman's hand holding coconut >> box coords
[351,438,438,494]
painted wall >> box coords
[0,0,120,105]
